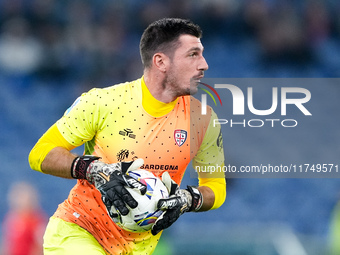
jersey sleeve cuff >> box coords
[199,177,226,210]
[29,124,75,172]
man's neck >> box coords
[141,77,178,117]
[143,72,177,104]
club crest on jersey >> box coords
[174,129,187,147]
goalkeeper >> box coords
[29,18,226,255]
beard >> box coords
[189,78,199,95]
[162,71,199,98]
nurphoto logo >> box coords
[198,82,222,115]
[198,80,312,128]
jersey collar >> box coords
[141,77,178,117]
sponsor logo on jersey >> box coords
[141,164,179,171]
[119,128,136,139]
[116,149,139,162]
[174,129,187,147]
[117,149,129,161]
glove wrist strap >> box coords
[186,186,203,212]
[71,155,100,179]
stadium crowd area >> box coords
[0,0,340,83]
[1,0,340,254]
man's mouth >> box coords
[193,74,204,82]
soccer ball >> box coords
[110,169,169,232]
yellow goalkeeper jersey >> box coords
[32,77,225,255]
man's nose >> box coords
[198,56,209,71]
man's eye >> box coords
[189,52,198,57]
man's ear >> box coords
[152,52,169,73]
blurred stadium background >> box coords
[1,0,340,254]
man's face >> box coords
[165,34,208,97]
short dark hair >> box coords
[139,18,202,69]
